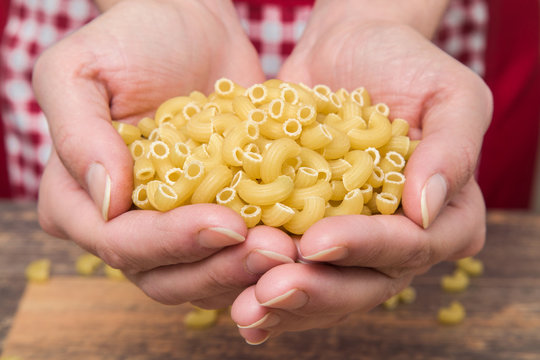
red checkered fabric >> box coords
[0,0,487,199]
[0,0,98,199]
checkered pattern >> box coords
[234,1,312,78]
[0,0,98,199]
[433,0,488,77]
[0,0,487,199]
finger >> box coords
[129,226,297,306]
[231,263,410,338]
[402,66,493,228]
[299,178,485,273]
[33,35,134,221]
[38,153,249,273]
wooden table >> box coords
[1,201,539,360]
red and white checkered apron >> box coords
[0,0,488,199]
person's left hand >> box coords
[230,2,491,344]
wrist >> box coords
[313,0,449,39]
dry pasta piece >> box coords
[382,294,400,310]
[214,78,246,99]
[382,171,406,200]
[216,187,245,213]
[391,118,410,137]
[325,188,364,217]
[260,138,301,183]
[456,257,484,277]
[184,307,219,330]
[379,151,406,174]
[348,111,392,150]
[25,259,51,283]
[112,121,141,145]
[240,204,262,228]
[294,167,319,188]
[146,180,178,211]
[300,123,333,150]
[261,203,295,227]
[284,180,333,209]
[438,301,466,325]
[441,269,470,293]
[398,286,416,304]
[375,192,399,215]
[76,253,103,276]
[283,197,326,235]
[237,175,294,206]
[342,150,374,191]
[104,264,126,281]
[191,165,233,204]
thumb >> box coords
[402,75,493,228]
[33,43,133,221]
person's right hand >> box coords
[34,0,297,309]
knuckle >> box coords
[137,276,181,305]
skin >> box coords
[230,1,492,344]
[33,0,492,345]
[34,0,298,309]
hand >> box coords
[230,4,492,343]
[34,0,293,308]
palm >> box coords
[68,0,265,123]
[280,22,477,131]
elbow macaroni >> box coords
[119,78,418,233]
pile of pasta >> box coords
[114,78,419,234]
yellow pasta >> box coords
[25,259,51,283]
[214,78,246,99]
[154,96,191,126]
[137,116,157,138]
[242,151,263,179]
[240,204,262,228]
[379,135,410,158]
[129,139,151,160]
[293,166,318,188]
[132,184,154,210]
[171,159,205,205]
[300,123,333,150]
[382,171,406,200]
[379,151,406,174]
[146,180,178,211]
[330,180,348,201]
[283,197,326,235]
[321,125,351,160]
[237,175,294,206]
[325,188,364,217]
[391,118,410,137]
[133,157,155,184]
[261,202,295,227]
[216,187,245,213]
[299,147,331,182]
[222,120,259,166]
[348,111,392,150]
[375,192,399,215]
[113,121,141,145]
[191,165,233,204]
[260,138,301,183]
[342,150,374,191]
[284,180,332,209]
[122,78,418,234]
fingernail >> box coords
[260,288,308,309]
[421,173,448,229]
[86,163,111,221]
[237,312,281,329]
[245,332,270,346]
[303,246,348,261]
[245,249,294,275]
[198,227,245,248]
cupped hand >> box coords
[33,0,293,308]
[231,8,492,343]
